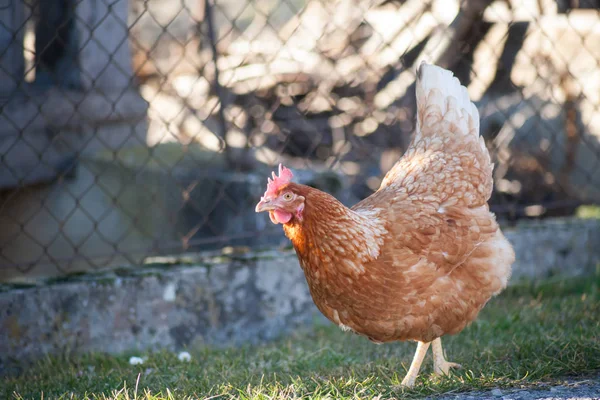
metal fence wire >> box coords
[0,0,599,281]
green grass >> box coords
[3,274,600,400]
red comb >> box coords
[264,164,293,197]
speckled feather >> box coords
[279,64,514,344]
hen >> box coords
[255,62,515,387]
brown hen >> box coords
[255,62,515,387]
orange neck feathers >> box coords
[281,184,386,275]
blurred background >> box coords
[1,0,599,282]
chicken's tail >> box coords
[410,62,493,203]
[414,62,482,147]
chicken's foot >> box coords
[432,337,462,376]
[400,341,430,388]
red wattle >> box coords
[273,209,292,224]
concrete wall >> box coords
[0,217,599,374]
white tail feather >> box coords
[415,62,480,140]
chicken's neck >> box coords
[282,186,386,275]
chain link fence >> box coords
[1,0,599,282]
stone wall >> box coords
[1,217,599,374]
[506,217,600,279]
[0,250,318,375]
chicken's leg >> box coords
[401,341,430,387]
[432,337,462,376]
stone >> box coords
[177,351,192,362]
[505,218,600,281]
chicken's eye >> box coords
[283,192,294,201]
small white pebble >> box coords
[129,356,144,365]
[178,351,192,362]
[163,282,177,302]
[491,388,503,397]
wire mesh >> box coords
[0,0,599,282]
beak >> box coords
[255,197,276,212]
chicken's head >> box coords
[255,164,305,224]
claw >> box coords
[434,361,462,376]
[400,376,416,388]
